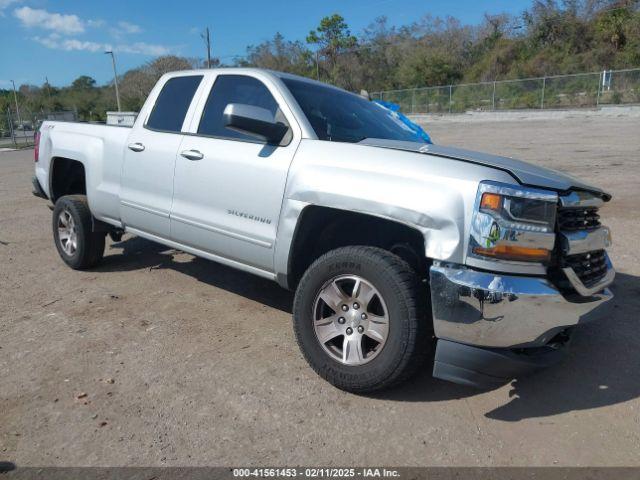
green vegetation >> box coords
[1,0,639,124]
[0,55,199,127]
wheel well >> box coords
[50,157,86,202]
[288,206,429,288]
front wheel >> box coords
[293,246,430,393]
[52,195,105,270]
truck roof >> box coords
[162,67,347,92]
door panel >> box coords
[171,138,296,270]
[170,73,299,271]
[119,74,204,238]
[120,130,184,238]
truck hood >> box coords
[359,139,611,200]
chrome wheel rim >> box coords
[313,275,389,366]
[57,209,78,256]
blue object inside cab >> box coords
[373,100,432,144]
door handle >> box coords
[128,142,145,152]
[180,149,204,161]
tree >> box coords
[145,55,196,78]
[71,76,97,90]
[307,14,358,54]
[8,0,640,118]
[119,68,155,111]
[119,55,199,111]
[596,6,634,50]
[242,32,313,76]
[307,14,358,82]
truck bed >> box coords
[36,121,132,225]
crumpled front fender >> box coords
[273,139,516,287]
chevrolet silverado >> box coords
[32,68,615,392]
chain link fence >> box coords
[1,108,77,149]
[372,68,640,114]
[2,68,639,148]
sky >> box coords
[0,0,533,88]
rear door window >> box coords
[146,75,203,133]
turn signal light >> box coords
[480,192,502,211]
[473,245,551,262]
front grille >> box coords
[554,192,610,293]
[557,207,601,231]
[559,249,608,288]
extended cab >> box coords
[33,68,615,392]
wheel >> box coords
[52,195,105,270]
[293,246,430,393]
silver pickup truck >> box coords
[32,68,614,392]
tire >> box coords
[293,246,430,393]
[52,195,105,270]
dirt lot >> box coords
[1,117,639,467]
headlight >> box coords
[469,182,558,263]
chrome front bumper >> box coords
[429,262,614,348]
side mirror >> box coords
[223,103,289,144]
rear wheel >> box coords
[293,246,430,393]
[52,195,105,270]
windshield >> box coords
[282,78,427,144]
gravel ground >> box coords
[1,117,639,467]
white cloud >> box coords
[14,6,85,35]
[118,42,171,55]
[17,6,171,57]
[33,34,173,56]
[34,35,109,52]
[87,19,105,28]
[0,0,21,16]
[117,21,141,34]
[109,20,142,39]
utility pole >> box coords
[10,80,23,130]
[201,27,212,68]
[104,51,122,111]
[45,76,52,101]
